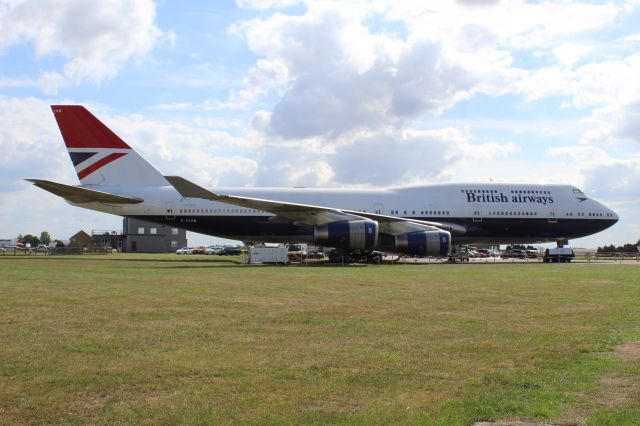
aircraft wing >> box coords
[165,176,466,235]
[26,179,144,204]
[165,176,367,226]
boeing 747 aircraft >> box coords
[28,106,618,257]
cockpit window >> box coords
[572,188,588,201]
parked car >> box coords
[176,247,192,255]
[219,246,242,256]
[204,245,223,255]
[191,246,206,255]
[476,249,498,257]
[525,249,539,258]
[305,250,327,260]
[471,249,489,258]
[501,249,527,259]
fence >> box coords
[584,251,639,262]
[1,247,111,256]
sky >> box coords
[1,0,639,248]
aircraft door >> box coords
[472,203,482,222]
[548,206,557,223]
[166,202,176,220]
[374,203,383,214]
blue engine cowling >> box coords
[395,230,451,257]
[314,219,379,250]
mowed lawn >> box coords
[1,255,639,425]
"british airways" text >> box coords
[465,192,554,205]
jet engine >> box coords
[314,219,379,250]
[395,230,451,257]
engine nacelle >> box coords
[314,219,379,250]
[395,230,451,257]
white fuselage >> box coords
[72,182,618,246]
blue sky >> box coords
[1,0,639,248]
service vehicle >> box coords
[543,247,575,263]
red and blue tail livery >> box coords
[51,105,165,186]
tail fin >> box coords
[51,105,167,186]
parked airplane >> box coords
[28,105,618,257]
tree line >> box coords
[15,232,64,247]
[597,242,639,253]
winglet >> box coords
[164,176,221,200]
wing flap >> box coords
[27,179,144,204]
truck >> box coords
[543,247,575,263]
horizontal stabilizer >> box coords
[26,179,143,204]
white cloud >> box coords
[0,0,165,92]
[329,129,466,186]
[229,1,637,145]
[225,58,289,109]
[383,1,619,50]
[0,97,74,190]
[580,101,640,145]
[249,126,520,188]
[547,146,640,201]
[553,43,592,68]
[101,112,257,182]
[222,0,638,195]
[235,0,301,10]
[517,54,640,122]
[571,55,640,108]
[618,32,640,45]
[236,3,486,140]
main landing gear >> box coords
[327,249,384,264]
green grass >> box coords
[1,254,639,425]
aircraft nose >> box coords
[612,209,619,223]
[603,202,619,224]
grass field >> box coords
[1,254,639,425]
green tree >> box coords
[19,234,40,247]
[40,231,51,246]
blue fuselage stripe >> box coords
[129,215,618,246]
